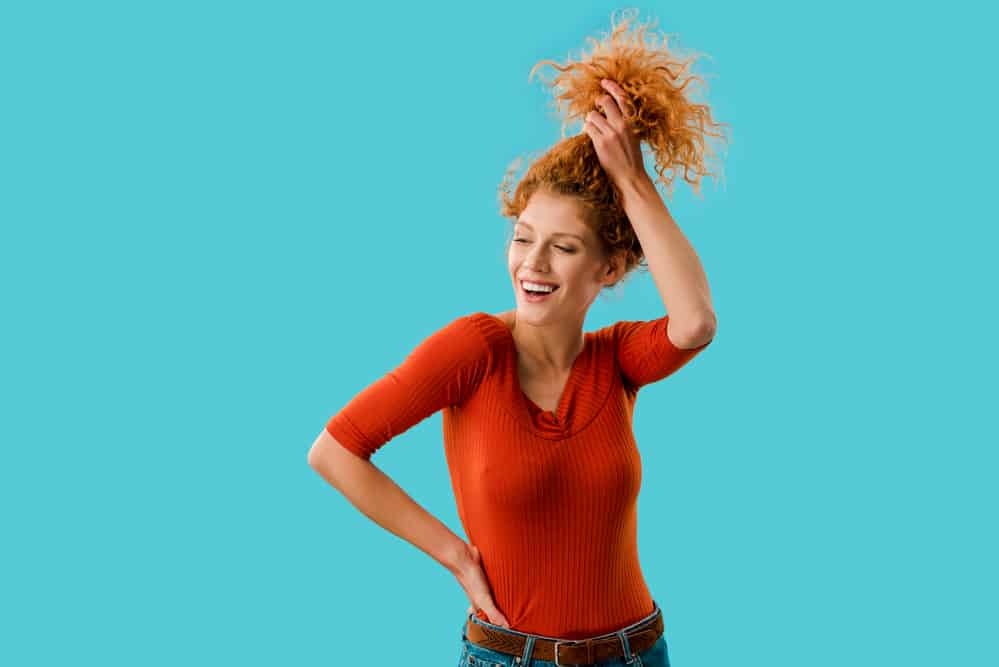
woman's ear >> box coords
[602,250,627,286]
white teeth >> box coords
[522,281,556,293]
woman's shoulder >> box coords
[462,310,514,337]
[438,311,512,359]
[490,310,515,330]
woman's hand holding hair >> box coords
[584,79,651,190]
[455,541,511,628]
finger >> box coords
[600,79,632,122]
[585,110,611,135]
[484,603,510,628]
[597,93,625,129]
[582,121,606,147]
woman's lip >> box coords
[521,283,556,301]
[520,282,559,302]
[520,280,560,290]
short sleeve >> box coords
[325,314,491,461]
[610,315,711,391]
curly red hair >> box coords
[497,9,730,289]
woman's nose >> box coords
[524,252,549,270]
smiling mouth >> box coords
[521,281,560,297]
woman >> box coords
[308,10,728,666]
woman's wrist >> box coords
[444,536,474,578]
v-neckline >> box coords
[488,313,591,429]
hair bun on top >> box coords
[533,8,728,199]
[498,9,730,288]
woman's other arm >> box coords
[307,428,469,576]
[307,429,511,626]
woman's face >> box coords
[507,190,621,322]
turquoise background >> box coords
[2,1,995,665]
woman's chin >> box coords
[515,303,557,320]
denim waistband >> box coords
[466,598,661,643]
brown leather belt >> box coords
[464,609,663,666]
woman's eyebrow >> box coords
[515,221,585,242]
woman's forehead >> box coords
[517,194,591,237]
[514,219,587,243]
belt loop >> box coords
[517,635,535,665]
[616,628,643,666]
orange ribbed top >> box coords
[326,311,710,638]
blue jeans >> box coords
[457,600,671,667]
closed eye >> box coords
[513,238,575,253]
